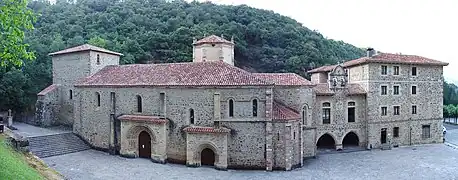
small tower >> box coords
[192,35,235,66]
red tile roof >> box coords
[252,73,314,86]
[273,101,300,121]
[118,115,167,124]
[308,53,449,73]
[37,84,59,96]
[48,44,123,56]
[193,35,234,46]
[183,126,231,133]
[313,83,366,95]
[75,61,273,87]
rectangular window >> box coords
[393,106,400,115]
[69,90,73,100]
[393,85,399,95]
[393,66,400,75]
[348,102,355,123]
[412,67,417,76]
[381,86,387,95]
[411,86,417,95]
[422,125,431,139]
[412,105,417,114]
[381,65,388,75]
[393,127,399,137]
[381,107,387,116]
[322,102,331,124]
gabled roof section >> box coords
[313,83,366,95]
[37,84,59,96]
[308,53,448,73]
[252,73,314,86]
[75,61,273,87]
[273,101,300,121]
[193,35,234,46]
[48,44,123,56]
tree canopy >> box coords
[0,0,36,67]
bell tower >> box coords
[192,34,235,66]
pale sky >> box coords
[194,0,457,84]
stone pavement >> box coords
[12,122,71,137]
[43,144,458,180]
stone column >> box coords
[265,89,273,171]
[213,92,221,127]
[285,124,292,171]
[7,109,12,127]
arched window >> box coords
[136,95,142,113]
[228,99,234,117]
[189,109,195,124]
[96,54,101,65]
[322,102,331,124]
[69,90,73,100]
[302,105,307,125]
[252,99,258,117]
[96,92,101,107]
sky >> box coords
[193,0,458,84]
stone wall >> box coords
[314,91,367,149]
[192,43,234,65]
[73,86,271,167]
[311,72,328,84]
[35,85,60,127]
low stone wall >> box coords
[35,84,60,127]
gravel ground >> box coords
[43,143,458,180]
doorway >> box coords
[201,148,215,166]
[381,128,387,144]
[317,134,336,149]
[138,131,151,158]
[343,132,359,148]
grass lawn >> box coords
[0,134,44,180]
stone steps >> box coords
[28,133,91,158]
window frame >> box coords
[422,125,431,139]
[381,106,388,116]
[252,99,258,117]
[136,95,142,113]
[381,85,388,95]
[411,85,417,95]
[393,85,400,95]
[96,54,101,65]
[411,66,417,76]
[228,99,234,117]
[347,102,356,123]
[393,66,400,75]
[189,108,195,124]
[381,65,388,75]
[393,106,400,115]
[69,89,73,100]
[412,105,417,114]
[393,127,399,138]
[96,92,101,107]
[322,102,331,124]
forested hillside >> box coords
[444,82,458,105]
[1,0,367,112]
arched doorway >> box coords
[317,134,336,149]
[343,132,359,148]
[138,131,151,158]
[201,148,215,166]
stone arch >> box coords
[194,142,220,166]
[126,125,156,156]
[316,133,337,149]
[342,131,360,148]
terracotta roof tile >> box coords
[193,35,234,45]
[252,73,313,86]
[183,126,231,133]
[308,53,448,73]
[37,84,59,96]
[75,61,273,87]
[313,83,366,95]
[118,115,167,124]
[49,44,123,56]
[273,101,300,121]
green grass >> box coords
[0,135,44,180]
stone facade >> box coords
[36,36,448,171]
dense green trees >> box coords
[0,0,456,113]
[444,81,458,105]
[0,0,36,67]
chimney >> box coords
[367,48,375,57]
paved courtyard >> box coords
[43,144,458,180]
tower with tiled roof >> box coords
[192,35,235,66]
